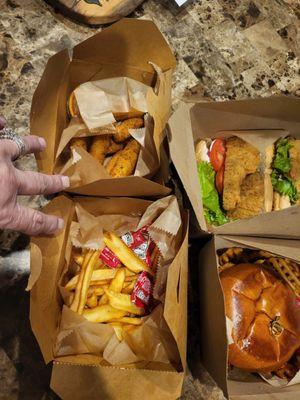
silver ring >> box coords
[0,127,26,160]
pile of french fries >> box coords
[68,91,144,178]
[65,231,157,341]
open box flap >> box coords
[72,19,176,73]
[30,195,74,363]
[169,97,300,237]
[164,210,189,370]
[64,169,172,197]
[31,49,70,175]
[51,360,184,400]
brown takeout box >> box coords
[29,195,188,400]
[30,18,176,197]
[168,96,300,237]
[198,235,300,399]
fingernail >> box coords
[38,137,46,150]
[57,218,64,231]
[61,176,70,188]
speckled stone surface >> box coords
[0,0,299,399]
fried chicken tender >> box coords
[223,137,260,211]
[106,139,140,177]
[70,137,87,151]
[289,139,300,205]
[113,118,144,143]
[227,172,264,219]
[89,135,111,164]
[107,140,123,155]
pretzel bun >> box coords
[220,263,300,373]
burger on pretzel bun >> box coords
[220,263,300,373]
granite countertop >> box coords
[0,0,299,399]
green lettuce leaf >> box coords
[271,138,298,204]
[198,162,228,226]
[273,138,292,174]
[271,170,298,204]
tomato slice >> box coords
[216,164,225,195]
[210,139,226,172]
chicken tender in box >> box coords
[29,195,188,400]
[31,19,176,197]
[168,96,300,237]
[198,235,300,399]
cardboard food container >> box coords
[29,195,188,400]
[30,19,176,197]
[198,234,300,399]
[168,96,300,237]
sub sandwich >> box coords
[196,136,300,226]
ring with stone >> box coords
[0,127,26,160]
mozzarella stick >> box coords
[90,135,110,164]
[113,118,144,143]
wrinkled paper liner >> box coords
[54,77,158,186]
[218,240,300,388]
[74,77,148,132]
[55,195,182,368]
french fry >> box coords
[122,279,137,294]
[78,250,101,314]
[104,231,153,276]
[65,269,116,290]
[98,293,108,305]
[123,325,136,332]
[91,279,111,287]
[110,317,142,326]
[105,289,144,316]
[113,111,144,122]
[70,250,93,312]
[125,275,137,282]
[86,292,98,308]
[106,139,140,178]
[87,286,106,297]
[113,118,144,143]
[89,135,110,164]
[125,269,136,277]
[82,305,127,323]
[109,268,126,293]
[110,322,124,341]
[73,253,84,266]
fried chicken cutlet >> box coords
[227,172,264,219]
[223,137,260,211]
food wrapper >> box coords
[131,271,153,309]
[55,195,183,368]
[74,77,148,131]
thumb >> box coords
[11,204,64,236]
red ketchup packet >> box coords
[131,271,153,309]
[100,225,155,269]
[100,247,121,268]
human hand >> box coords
[0,117,69,236]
